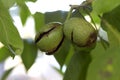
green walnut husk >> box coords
[63,17,97,47]
[35,22,64,55]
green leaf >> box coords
[0,47,13,62]
[101,19,120,47]
[87,47,120,80]
[99,36,109,49]
[103,5,120,32]
[91,41,106,59]
[25,0,37,2]
[101,5,120,47]
[1,67,14,80]
[90,12,100,24]
[52,66,64,75]
[21,39,37,71]
[63,52,91,80]
[54,39,71,68]
[1,0,15,9]
[33,12,45,33]
[16,0,31,26]
[16,0,37,3]
[16,0,25,5]
[0,2,24,55]
[45,10,68,23]
[19,3,31,25]
[92,0,120,14]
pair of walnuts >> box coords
[35,17,97,55]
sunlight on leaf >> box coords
[92,0,120,14]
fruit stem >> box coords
[66,4,84,21]
[77,51,91,80]
[66,7,73,21]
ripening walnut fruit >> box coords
[35,22,64,55]
[63,17,97,47]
